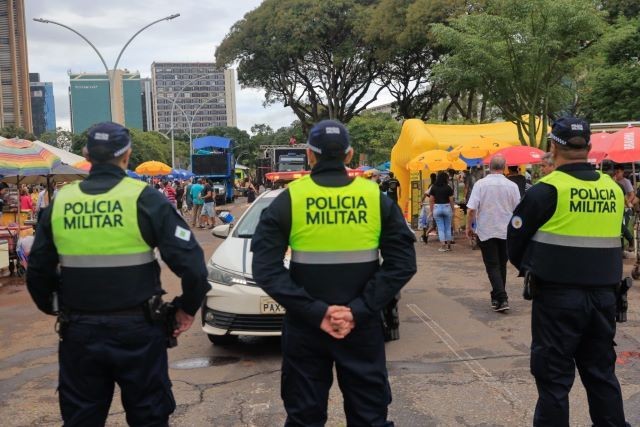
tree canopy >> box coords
[216,0,385,132]
[432,0,604,148]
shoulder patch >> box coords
[511,216,523,229]
[175,225,191,242]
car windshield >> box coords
[233,196,276,238]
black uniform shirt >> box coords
[26,163,209,316]
[507,162,599,272]
[251,159,417,328]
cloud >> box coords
[24,0,295,133]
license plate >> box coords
[260,297,286,314]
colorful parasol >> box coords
[0,138,61,176]
[134,160,172,176]
[587,132,611,164]
[605,126,640,163]
[73,160,92,171]
[448,137,513,160]
[407,150,468,172]
[483,145,545,166]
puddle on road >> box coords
[170,356,240,370]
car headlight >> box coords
[207,263,248,286]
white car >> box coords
[202,189,286,345]
[201,188,401,345]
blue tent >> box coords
[193,135,232,150]
[460,155,483,167]
[375,161,391,171]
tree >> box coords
[0,125,36,141]
[39,127,77,151]
[347,113,401,165]
[216,0,385,132]
[364,0,471,121]
[432,0,604,148]
[581,18,640,122]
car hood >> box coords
[210,235,253,276]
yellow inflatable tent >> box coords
[391,119,533,218]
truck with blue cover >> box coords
[191,135,235,204]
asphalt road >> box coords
[0,199,638,426]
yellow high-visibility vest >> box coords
[51,177,154,268]
[288,174,381,264]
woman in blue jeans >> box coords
[429,171,454,252]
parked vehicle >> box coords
[202,188,400,345]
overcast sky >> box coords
[24,0,300,134]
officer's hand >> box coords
[173,309,195,338]
[320,306,354,339]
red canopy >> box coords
[587,132,611,164]
[606,126,640,163]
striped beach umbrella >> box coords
[0,138,61,177]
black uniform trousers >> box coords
[478,238,508,303]
[281,315,393,427]
[59,313,175,427]
[530,287,627,427]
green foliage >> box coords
[601,0,640,20]
[39,127,77,152]
[581,18,640,122]
[216,0,385,130]
[363,0,467,120]
[0,125,36,141]
[432,0,604,148]
[347,113,400,165]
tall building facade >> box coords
[151,62,237,136]
[0,0,32,132]
[140,78,154,132]
[68,71,143,134]
[29,73,56,136]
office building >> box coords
[151,62,237,135]
[0,0,32,132]
[68,70,143,134]
[29,73,56,136]
[140,78,154,132]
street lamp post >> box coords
[158,95,219,168]
[34,14,180,125]
[168,73,219,168]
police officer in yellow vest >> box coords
[26,122,209,426]
[251,120,416,426]
[507,117,630,426]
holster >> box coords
[523,271,538,301]
[144,295,179,348]
[616,277,633,323]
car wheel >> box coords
[207,334,238,345]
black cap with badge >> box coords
[549,117,591,149]
[85,122,132,162]
[307,120,351,158]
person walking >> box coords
[190,178,205,228]
[506,165,527,198]
[430,171,454,252]
[466,155,520,312]
[162,181,177,209]
[507,117,631,427]
[539,152,555,177]
[384,171,401,204]
[200,180,216,229]
[251,120,417,426]
[25,122,209,427]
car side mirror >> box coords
[211,224,232,239]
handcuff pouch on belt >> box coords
[523,271,538,301]
[616,277,632,323]
[144,295,179,348]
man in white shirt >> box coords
[466,155,520,312]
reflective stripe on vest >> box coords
[532,170,623,243]
[288,174,381,264]
[52,177,154,268]
[532,231,620,248]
